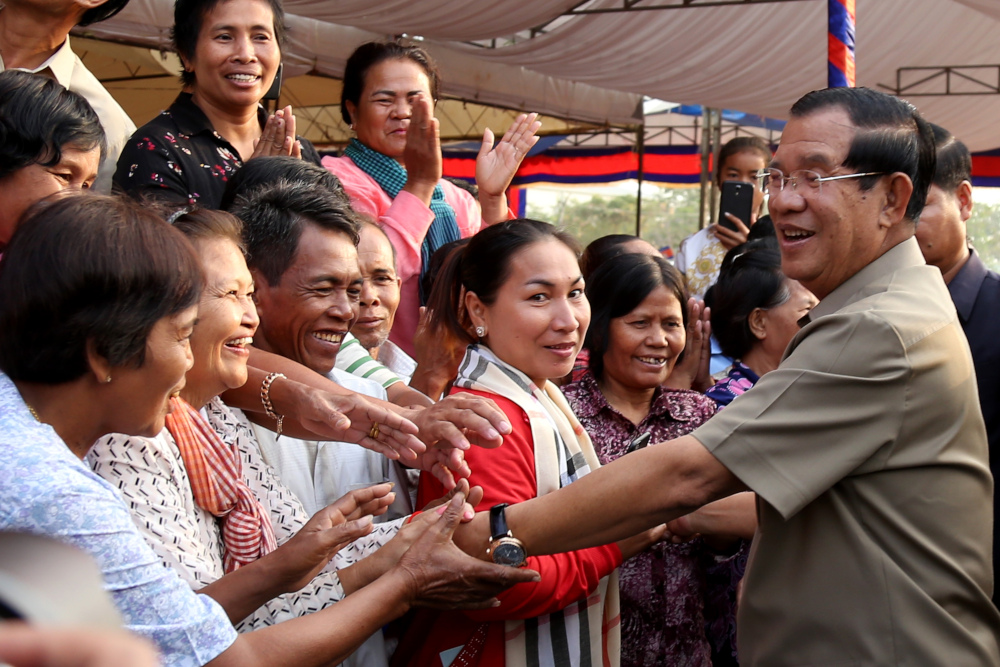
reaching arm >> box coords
[455,434,745,559]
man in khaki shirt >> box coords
[0,0,135,192]
[477,87,1000,665]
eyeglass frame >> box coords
[757,168,885,197]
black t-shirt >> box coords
[113,92,321,209]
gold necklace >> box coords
[26,404,41,422]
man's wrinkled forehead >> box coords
[771,107,858,170]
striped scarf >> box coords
[344,138,461,304]
[165,397,277,572]
[453,345,620,667]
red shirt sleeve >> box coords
[418,388,623,622]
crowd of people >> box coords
[0,0,999,665]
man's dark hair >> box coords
[230,180,361,286]
[172,0,286,87]
[716,136,771,185]
[0,71,106,180]
[790,87,936,223]
[707,237,788,360]
[220,156,348,211]
[584,252,689,381]
[0,194,201,384]
[341,41,441,125]
[79,0,130,26]
[928,123,971,193]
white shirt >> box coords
[0,30,136,193]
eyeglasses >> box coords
[757,168,884,198]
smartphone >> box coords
[625,432,651,454]
[264,62,283,101]
[718,180,754,231]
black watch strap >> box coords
[489,503,511,541]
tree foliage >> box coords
[529,185,1000,272]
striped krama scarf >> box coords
[165,397,276,572]
[453,344,621,667]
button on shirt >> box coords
[691,238,1000,666]
[0,33,136,193]
[114,92,321,209]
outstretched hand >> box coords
[475,112,541,200]
[295,387,426,463]
[265,483,396,593]
[397,492,540,609]
[401,94,442,205]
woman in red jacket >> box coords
[400,219,663,667]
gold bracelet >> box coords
[260,372,287,437]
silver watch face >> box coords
[491,538,526,567]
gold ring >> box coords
[369,422,380,439]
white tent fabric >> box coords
[76,0,1000,150]
[446,0,1000,150]
[75,2,644,128]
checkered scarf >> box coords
[165,397,277,572]
[344,138,461,304]
[453,344,620,667]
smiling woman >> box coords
[0,70,105,250]
[404,219,666,667]
[113,0,321,208]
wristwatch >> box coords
[487,503,527,567]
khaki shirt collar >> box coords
[804,236,924,324]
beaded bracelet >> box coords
[260,372,287,437]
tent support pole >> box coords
[698,107,713,229]
[636,124,645,236]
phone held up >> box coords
[717,180,754,232]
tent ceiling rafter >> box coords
[878,65,1000,97]
[563,0,815,16]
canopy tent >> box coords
[75,0,1000,152]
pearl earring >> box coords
[476,326,486,338]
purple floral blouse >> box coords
[562,370,722,667]
[113,93,320,209]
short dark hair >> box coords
[0,71,106,180]
[0,194,202,384]
[427,219,579,345]
[230,180,361,286]
[580,234,644,281]
[341,41,441,125]
[790,87,936,222]
[172,0,286,87]
[928,123,971,193]
[171,208,246,254]
[220,156,348,211]
[79,0,131,26]
[584,253,688,381]
[716,136,771,185]
[708,238,788,360]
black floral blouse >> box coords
[113,92,321,209]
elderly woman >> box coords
[0,70,104,250]
[323,41,540,355]
[706,238,818,407]
[561,253,727,666]
[0,193,537,667]
[114,0,316,208]
[86,208,466,666]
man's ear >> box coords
[956,180,974,223]
[250,268,269,312]
[84,338,114,386]
[880,172,913,229]
[74,0,106,13]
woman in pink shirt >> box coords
[322,41,539,356]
